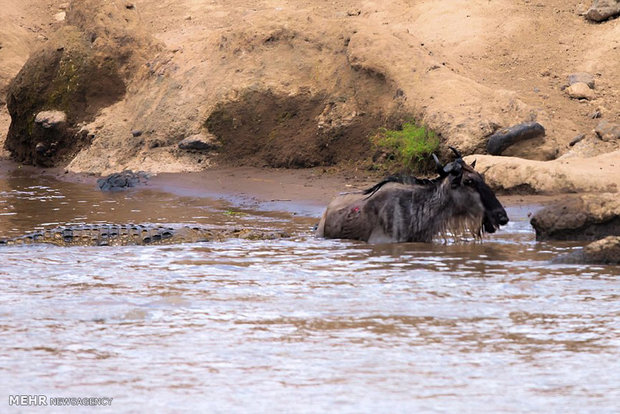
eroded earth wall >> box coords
[1,1,618,191]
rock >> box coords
[54,11,66,22]
[594,120,620,141]
[566,82,596,100]
[97,170,149,191]
[561,135,617,159]
[581,236,620,264]
[35,142,49,154]
[466,151,620,194]
[568,72,595,89]
[530,194,620,241]
[585,0,620,22]
[30,110,71,165]
[569,133,586,146]
[131,129,143,137]
[5,25,127,166]
[178,133,220,151]
[5,0,158,168]
[499,139,558,161]
[553,236,620,265]
[486,122,545,155]
[34,110,67,129]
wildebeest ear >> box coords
[471,159,476,169]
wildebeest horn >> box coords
[432,153,447,176]
[448,146,463,159]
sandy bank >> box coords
[1,0,618,183]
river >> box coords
[0,162,618,413]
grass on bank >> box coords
[371,121,440,173]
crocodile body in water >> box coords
[0,224,289,246]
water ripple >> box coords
[0,172,618,413]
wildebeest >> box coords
[316,148,509,243]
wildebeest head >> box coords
[434,147,509,234]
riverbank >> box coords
[1,0,618,183]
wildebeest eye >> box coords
[464,178,475,186]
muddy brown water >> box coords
[0,162,618,413]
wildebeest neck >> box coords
[474,179,509,233]
[364,181,483,243]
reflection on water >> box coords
[0,162,618,413]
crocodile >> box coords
[0,224,289,247]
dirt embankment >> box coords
[0,0,618,193]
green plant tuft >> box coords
[372,121,440,173]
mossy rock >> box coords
[5,26,126,166]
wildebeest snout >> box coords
[497,210,509,226]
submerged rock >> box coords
[530,194,620,241]
[486,122,545,155]
[97,170,149,191]
[580,236,620,264]
[553,236,620,265]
